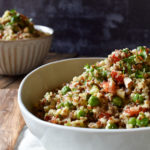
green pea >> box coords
[128,117,136,126]
[88,95,100,107]
[112,96,123,107]
[77,110,86,119]
[61,86,71,95]
[136,117,149,127]
[64,122,71,126]
[108,123,118,129]
[132,93,144,103]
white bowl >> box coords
[18,58,150,150]
[0,25,53,75]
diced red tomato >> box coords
[138,56,144,61]
[99,112,110,119]
[41,98,47,105]
[125,108,140,116]
[100,81,116,94]
[20,14,28,20]
[146,48,149,54]
[139,107,148,112]
[50,118,57,124]
[137,50,144,60]
[44,115,51,121]
[111,71,124,84]
[112,53,121,63]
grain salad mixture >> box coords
[0,10,47,40]
[37,46,150,129]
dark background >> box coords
[0,0,150,56]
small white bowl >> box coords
[18,58,150,150]
[0,25,54,75]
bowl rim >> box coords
[0,25,54,43]
[18,57,150,133]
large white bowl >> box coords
[18,58,150,150]
[0,25,53,75]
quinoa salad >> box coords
[36,46,150,129]
[0,10,48,40]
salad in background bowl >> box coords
[0,10,53,75]
[0,9,49,40]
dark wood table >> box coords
[0,52,77,150]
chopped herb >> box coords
[10,9,16,14]
[137,46,148,60]
[137,46,145,51]
[11,15,20,24]
[135,70,144,78]
[56,103,64,109]
[122,48,129,53]
[84,64,90,72]
[123,55,136,74]
[89,67,94,72]
[127,63,132,74]
[96,67,108,80]
[123,55,135,64]
[90,85,99,95]
[139,50,147,60]
[64,101,73,108]
[6,22,13,26]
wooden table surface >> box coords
[0,52,77,150]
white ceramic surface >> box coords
[0,25,53,75]
[18,58,150,150]
[15,126,45,150]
